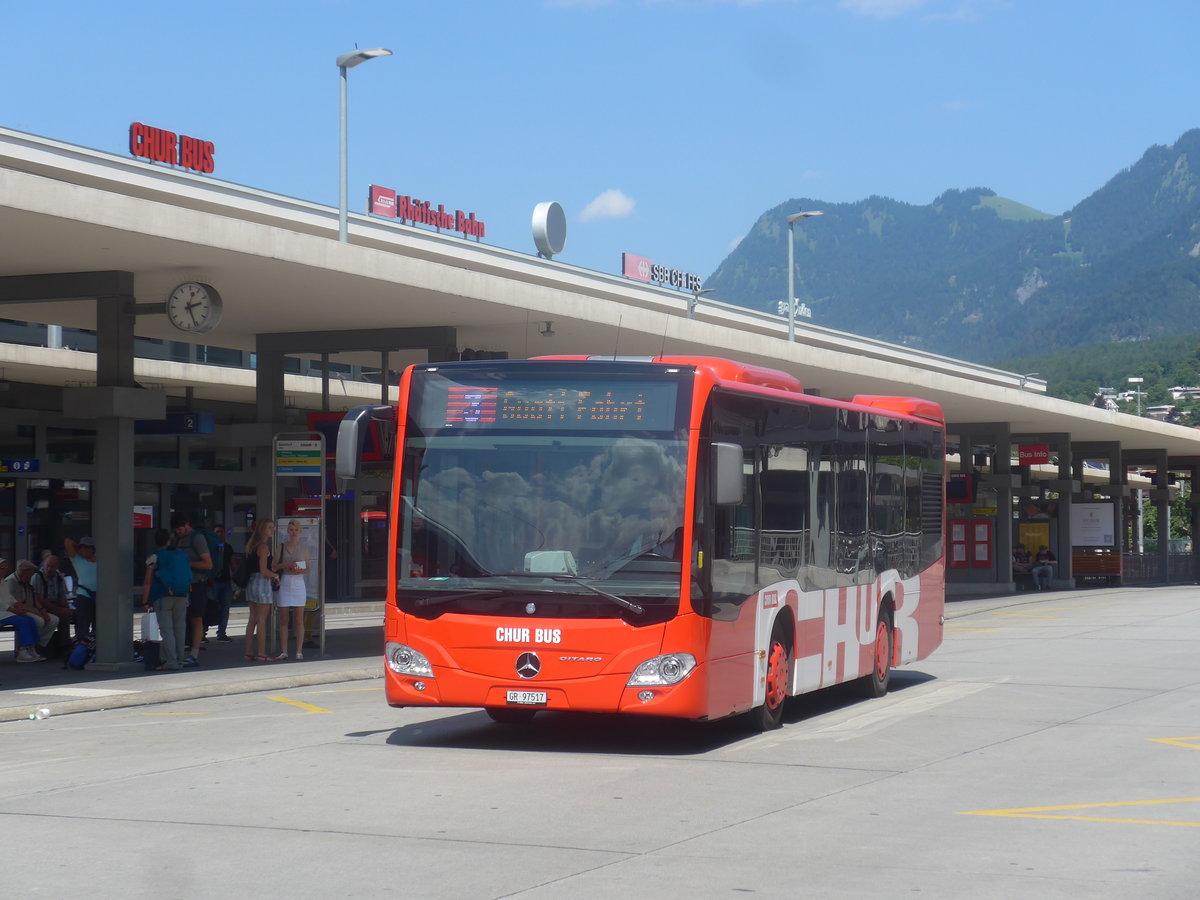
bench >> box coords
[1072,551,1121,586]
[1012,570,1037,591]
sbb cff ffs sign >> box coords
[621,252,702,293]
[129,122,215,174]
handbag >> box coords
[140,609,161,642]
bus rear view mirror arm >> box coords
[335,404,396,480]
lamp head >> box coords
[336,48,393,69]
[786,210,824,225]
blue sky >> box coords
[4,1,1196,285]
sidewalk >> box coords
[0,601,386,723]
[1,591,1075,723]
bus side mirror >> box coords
[335,405,395,480]
[713,442,744,506]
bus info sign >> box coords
[1018,444,1050,465]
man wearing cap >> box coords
[64,537,97,641]
[0,560,50,662]
[171,512,212,667]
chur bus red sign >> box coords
[1019,444,1050,465]
[621,252,702,293]
[368,184,486,239]
[129,122,215,174]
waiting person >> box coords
[1012,543,1032,576]
[171,513,212,667]
[207,524,234,643]
[242,520,280,662]
[1,559,47,662]
[32,555,73,655]
[142,529,190,671]
[275,519,310,661]
[63,536,98,640]
[1032,545,1057,590]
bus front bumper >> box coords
[383,662,713,719]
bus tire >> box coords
[485,707,537,724]
[860,607,893,699]
[749,624,791,731]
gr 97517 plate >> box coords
[506,690,547,705]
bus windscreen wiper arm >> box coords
[489,572,645,616]
[412,589,503,608]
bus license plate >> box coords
[506,690,547,705]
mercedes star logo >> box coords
[515,652,541,679]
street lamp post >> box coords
[337,47,392,243]
[689,287,715,319]
[1128,376,1144,416]
[785,210,823,341]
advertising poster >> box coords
[1070,503,1115,547]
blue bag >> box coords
[154,548,193,597]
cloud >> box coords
[837,0,926,19]
[580,189,636,222]
[728,235,744,252]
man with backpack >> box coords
[171,513,212,667]
[142,528,192,671]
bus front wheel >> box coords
[748,630,790,731]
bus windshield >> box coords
[396,367,692,612]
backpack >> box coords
[154,548,193,597]
[232,549,257,589]
[66,639,95,670]
[197,528,224,577]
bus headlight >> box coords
[386,641,433,677]
[627,653,696,687]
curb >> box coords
[2,666,382,724]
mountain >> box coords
[705,129,1200,363]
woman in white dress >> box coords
[275,519,310,660]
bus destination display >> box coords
[424,379,678,431]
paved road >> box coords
[2,588,1198,898]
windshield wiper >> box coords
[487,572,645,616]
[411,589,504,609]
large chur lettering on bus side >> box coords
[891,576,921,665]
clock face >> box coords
[166,282,222,334]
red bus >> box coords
[336,355,945,729]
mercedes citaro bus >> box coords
[336,355,945,729]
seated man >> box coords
[1012,543,1033,578]
[0,558,48,662]
[1032,545,1057,590]
[32,555,73,655]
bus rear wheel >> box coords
[748,632,790,731]
[485,707,537,724]
[860,610,893,699]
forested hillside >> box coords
[705,129,1200,364]
[1001,332,1200,418]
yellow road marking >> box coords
[960,797,1200,828]
[1150,736,1200,750]
[267,695,331,714]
